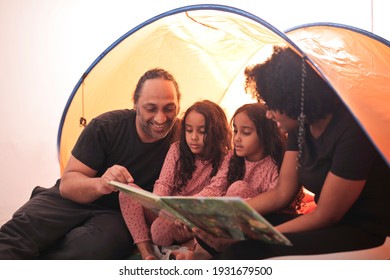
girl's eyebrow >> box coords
[185,124,205,129]
[236,125,254,130]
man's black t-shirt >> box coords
[71,109,178,210]
[288,105,390,235]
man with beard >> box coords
[0,68,181,259]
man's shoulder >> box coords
[95,109,134,120]
[90,109,135,127]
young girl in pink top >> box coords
[225,102,286,199]
[225,103,303,215]
[119,100,232,259]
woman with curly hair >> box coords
[188,46,390,259]
[119,100,232,259]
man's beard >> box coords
[136,107,175,140]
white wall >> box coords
[0,0,388,225]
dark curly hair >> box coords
[133,68,181,105]
[227,103,286,186]
[173,100,232,193]
[244,46,339,124]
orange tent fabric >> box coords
[57,4,390,172]
[286,24,390,166]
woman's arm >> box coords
[276,172,365,233]
[189,151,300,253]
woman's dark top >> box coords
[287,105,390,236]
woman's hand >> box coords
[192,227,237,253]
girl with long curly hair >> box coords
[225,103,286,198]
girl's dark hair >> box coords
[244,46,339,124]
[174,100,232,193]
[227,103,286,185]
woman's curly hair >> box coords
[244,46,339,124]
[227,103,286,186]
[173,100,232,193]
[244,46,340,211]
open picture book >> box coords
[110,180,292,246]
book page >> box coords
[110,181,291,245]
[161,196,292,246]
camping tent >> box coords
[57,4,390,173]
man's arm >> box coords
[59,155,133,203]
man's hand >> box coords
[60,155,134,203]
[99,165,134,194]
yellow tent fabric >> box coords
[57,4,390,173]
